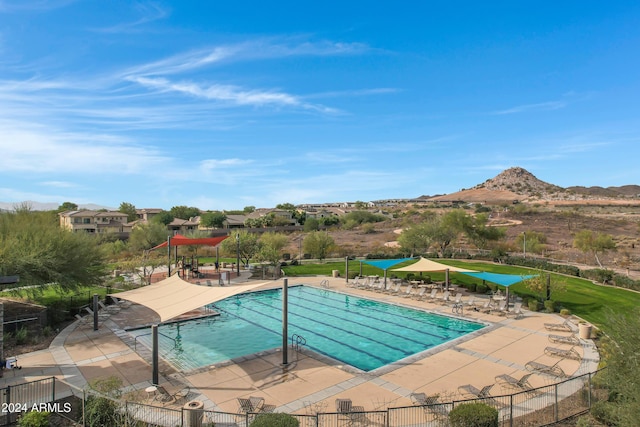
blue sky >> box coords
[1,1,640,211]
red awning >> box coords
[150,234,229,250]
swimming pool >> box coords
[129,285,485,372]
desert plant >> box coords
[15,326,28,345]
[249,412,299,427]
[528,300,540,311]
[449,402,498,427]
[544,299,556,313]
[17,411,50,427]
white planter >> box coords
[579,323,592,339]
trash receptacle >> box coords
[332,270,340,278]
[183,400,204,427]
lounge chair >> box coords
[548,334,580,346]
[525,360,567,378]
[426,288,439,302]
[447,293,463,305]
[479,299,494,313]
[458,383,494,400]
[489,299,508,315]
[411,287,427,300]
[494,372,535,393]
[410,393,449,420]
[400,284,414,298]
[544,320,573,332]
[153,385,176,404]
[506,302,524,319]
[347,276,361,288]
[384,283,402,295]
[172,386,191,403]
[436,291,450,304]
[544,346,581,361]
[465,296,477,307]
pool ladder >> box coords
[320,279,330,288]
[291,334,306,361]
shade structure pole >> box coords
[282,278,289,366]
[93,294,99,331]
[167,236,171,276]
[152,325,159,385]
[345,256,349,283]
[384,269,387,286]
[445,269,450,291]
[359,261,363,277]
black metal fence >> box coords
[0,370,603,426]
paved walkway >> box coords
[1,274,600,416]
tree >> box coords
[243,206,256,213]
[432,210,466,257]
[220,230,260,266]
[0,210,106,289]
[128,222,169,252]
[573,230,616,268]
[58,201,78,212]
[516,231,547,255]
[118,202,137,222]
[303,231,334,261]
[200,211,227,228]
[170,205,200,220]
[254,232,289,272]
[151,210,174,225]
[304,217,320,232]
[398,222,435,256]
[463,213,505,250]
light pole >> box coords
[523,231,526,258]
[236,232,240,276]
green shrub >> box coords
[15,326,28,345]
[544,300,556,313]
[249,413,299,427]
[560,308,571,316]
[17,411,50,427]
[528,300,540,312]
[476,283,488,294]
[464,282,477,293]
[590,400,619,426]
[449,402,498,427]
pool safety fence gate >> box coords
[0,369,603,426]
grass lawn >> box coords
[283,259,639,331]
[3,284,117,308]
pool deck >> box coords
[1,275,600,415]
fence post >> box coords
[509,393,513,427]
[554,382,559,422]
[6,385,11,425]
[52,377,56,403]
[82,389,86,427]
[587,372,593,410]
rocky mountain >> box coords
[429,167,640,203]
[474,167,565,198]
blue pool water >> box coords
[129,285,484,372]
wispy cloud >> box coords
[91,2,170,33]
[491,100,566,115]
[40,181,78,188]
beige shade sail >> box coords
[109,274,269,322]
[391,257,477,272]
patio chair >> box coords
[479,299,494,313]
[495,372,535,393]
[410,392,438,406]
[544,346,582,361]
[465,296,477,307]
[525,360,567,378]
[544,320,573,332]
[347,276,361,288]
[548,334,580,346]
[335,398,366,425]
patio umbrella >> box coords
[360,258,414,285]
[391,257,477,289]
[460,272,538,311]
